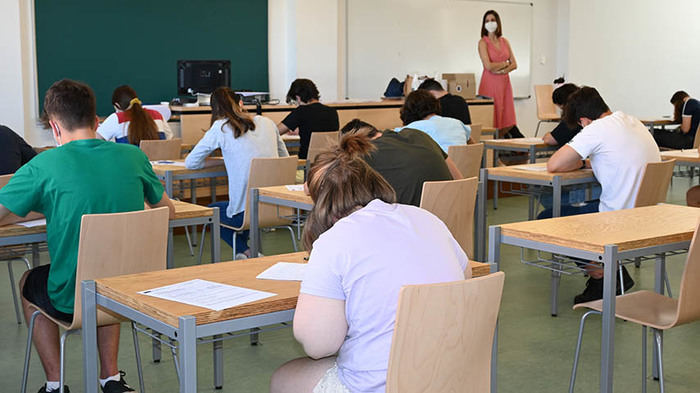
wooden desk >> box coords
[151,158,227,201]
[490,204,700,393]
[660,149,700,167]
[640,118,677,131]
[0,223,46,268]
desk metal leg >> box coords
[81,281,99,393]
[529,145,536,164]
[211,208,221,263]
[165,171,174,198]
[213,336,223,389]
[652,254,666,380]
[477,172,488,262]
[178,316,197,393]
[488,226,501,393]
[249,189,261,258]
[600,245,619,393]
[31,244,40,268]
[493,150,499,210]
[167,228,175,269]
[550,176,563,316]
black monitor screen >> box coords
[177,60,230,95]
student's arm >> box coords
[680,116,692,134]
[478,40,508,73]
[0,204,11,225]
[293,294,348,359]
[445,157,464,180]
[542,132,558,146]
[18,137,37,164]
[146,191,176,220]
[546,145,583,172]
[184,126,219,169]
[275,127,290,157]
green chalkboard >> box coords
[35,1,268,116]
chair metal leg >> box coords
[184,226,195,256]
[642,326,647,393]
[280,226,298,252]
[635,257,641,268]
[131,323,146,393]
[59,330,79,393]
[232,232,238,259]
[569,310,601,393]
[550,270,560,316]
[535,120,543,136]
[8,260,22,324]
[654,329,665,393]
[21,310,40,393]
[250,327,260,345]
[152,332,161,363]
[618,264,626,295]
[170,341,181,383]
[197,224,208,265]
[664,273,673,298]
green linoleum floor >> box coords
[2,175,700,392]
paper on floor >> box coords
[139,279,275,311]
[256,262,307,281]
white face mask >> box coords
[485,21,498,33]
[50,121,63,147]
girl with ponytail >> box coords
[271,133,471,393]
[97,85,173,145]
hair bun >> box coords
[338,133,376,158]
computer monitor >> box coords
[177,60,230,95]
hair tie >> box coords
[126,97,142,110]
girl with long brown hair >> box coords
[185,87,289,258]
[97,85,172,145]
[271,134,470,393]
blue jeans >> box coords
[537,200,600,219]
[539,185,602,209]
[209,201,248,253]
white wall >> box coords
[568,0,700,119]
[0,0,26,135]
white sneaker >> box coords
[234,253,248,260]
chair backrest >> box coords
[693,124,700,149]
[306,131,340,164]
[239,156,299,230]
[385,272,505,393]
[447,144,484,179]
[181,113,210,145]
[634,159,675,207]
[70,207,170,329]
[534,85,559,121]
[139,138,183,160]
[420,178,478,259]
[673,217,700,326]
[469,124,482,144]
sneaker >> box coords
[574,277,604,304]
[101,371,135,393]
[235,253,248,260]
[38,385,70,393]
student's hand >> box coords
[288,128,300,136]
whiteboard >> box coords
[346,0,533,99]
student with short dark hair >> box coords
[0,79,175,393]
[396,90,472,153]
[542,83,582,146]
[417,78,471,125]
[653,90,700,149]
[546,86,660,303]
[0,125,37,175]
[97,85,173,145]
[277,79,339,159]
[340,119,461,206]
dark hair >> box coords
[400,90,440,125]
[481,10,502,38]
[41,79,96,131]
[563,86,610,129]
[286,78,320,104]
[303,134,395,251]
[671,90,690,123]
[417,78,445,92]
[552,83,579,107]
[340,119,380,139]
[210,87,255,138]
[112,85,159,145]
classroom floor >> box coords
[2,176,700,393]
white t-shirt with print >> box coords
[97,109,173,142]
[568,111,660,212]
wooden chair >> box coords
[385,272,505,393]
[447,144,484,179]
[569,217,700,393]
[219,156,298,258]
[306,131,340,165]
[140,138,183,160]
[534,85,560,136]
[420,178,478,259]
[180,113,210,145]
[634,159,676,208]
[469,123,482,144]
[21,207,170,393]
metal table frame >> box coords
[488,225,679,393]
[159,168,228,203]
[81,281,295,393]
[0,233,45,268]
[167,207,221,268]
[249,188,313,258]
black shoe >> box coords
[574,277,604,304]
[101,371,136,393]
[38,385,70,393]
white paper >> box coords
[151,160,187,167]
[516,137,545,143]
[257,262,307,281]
[661,149,699,158]
[16,218,46,228]
[285,184,304,191]
[138,279,275,311]
[514,164,548,172]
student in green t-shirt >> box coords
[0,79,174,393]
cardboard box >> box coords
[442,73,476,99]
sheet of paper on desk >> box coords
[16,219,46,228]
[515,165,548,172]
[517,137,545,143]
[286,185,304,191]
[138,279,275,311]
[257,262,307,281]
[151,160,187,167]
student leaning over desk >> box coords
[0,124,37,175]
[185,87,288,259]
[0,79,175,393]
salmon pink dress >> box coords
[478,36,517,129]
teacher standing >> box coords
[478,10,520,138]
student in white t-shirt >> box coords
[546,86,660,303]
[270,135,470,393]
[97,85,173,145]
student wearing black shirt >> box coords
[278,79,339,159]
[417,78,472,125]
[340,119,462,206]
[0,125,37,175]
[653,90,700,149]
[542,83,581,146]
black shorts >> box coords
[22,264,73,324]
